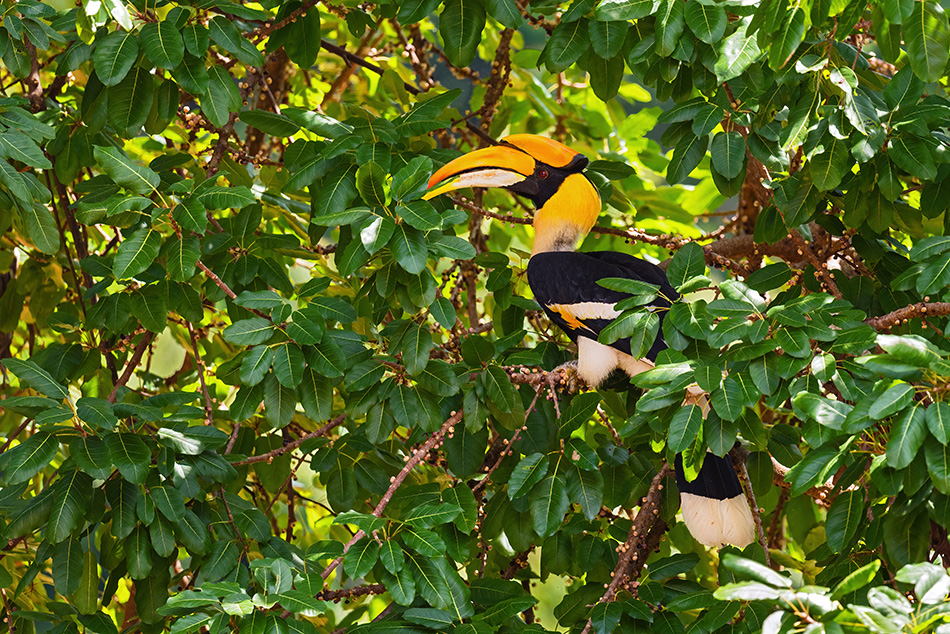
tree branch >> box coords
[315,584,386,602]
[865,302,950,332]
[580,465,672,634]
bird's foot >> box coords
[549,360,583,394]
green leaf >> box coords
[886,404,926,469]
[47,470,92,543]
[774,176,820,228]
[183,24,210,57]
[202,539,240,581]
[263,373,297,428]
[208,16,243,53]
[655,0,685,56]
[239,110,300,137]
[768,8,805,70]
[93,146,160,195]
[916,251,950,296]
[667,132,707,184]
[0,431,58,485]
[668,405,703,453]
[480,365,516,413]
[105,432,151,484]
[240,346,274,386]
[94,30,139,85]
[721,553,791,587]
[444,485,478,532]
[398,322,433,375]
[870,383,915,420]
[70,435,113,479]
[223,317,274,346]
[927,402,950,445]
[2,358,68,399]
[685,2,727,43]
[380,540,405,574]
[884,507,929,567]
[530,475,569,537]
[21,202,59,255]
[715,19,761,82]
[589,20,628,58]
[0,131,52,169]
[113,228,162,280]
[273,342,306,387]
[140,20,184,69]
[831,561,881,600]
[810,135,850,190]
[392,225,429,274]
[667,242,706,289]
[72,551,99,614]
[888,136,937,180]
[405,608,455,629]
[356,161,388,207]
[587,52,624,101]
[710,377,745,421]
[711,131,745,180]
[166,235,200,282]
[486,0,522,28]
[903,0,950,83]
[53,537,84,596]
[202,66,240,128]
[176,509,211,555]
[405,503,461,528]
[344,537,380,580]
[174,197,207,234]
[543,19,590,73]
[925,441,950,494]
[826,489,863,552]
[746,263,791,292]
[692,103,724,137]
[566,466,603,520]
[508,453,548,499]
[439,0,487,67]
[594,0,657,20]
[284,7,321,67]
[590,602,622,634]
[150,485,185,524]
[404,526,446,556]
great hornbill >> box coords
[424,134,754,548]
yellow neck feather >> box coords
[531,173,602,255]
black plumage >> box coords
[527,251,679,361]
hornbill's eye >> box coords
[538,168,549,179]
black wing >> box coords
[526,251,679,361]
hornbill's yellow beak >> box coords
[423,134,591,201]
[423,134,603,254]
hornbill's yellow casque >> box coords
[424,134,755,548]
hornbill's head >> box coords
[423,134,602,254]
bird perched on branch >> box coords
[424,134,754,549]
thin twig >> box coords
[107,332,155,403]
[730,446,769,566]
[187,324,214,425]
[218,485,250,555]
[321,411,463,580]
[232,415,345,466]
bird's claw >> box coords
[551,360,582,394]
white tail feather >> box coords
[680,492,756,548]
